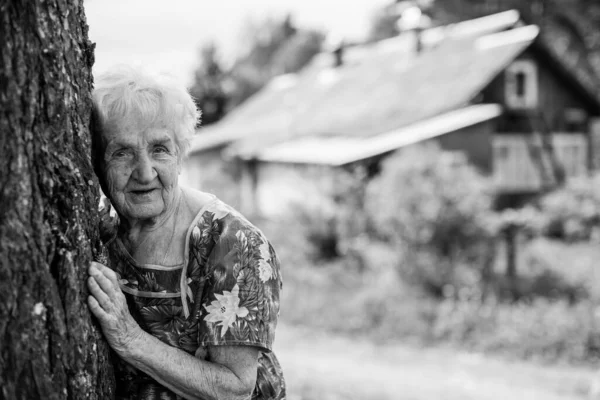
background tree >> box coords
[365,144,495,298]
[189,43,227,126]
[367,5,400,42]
[425,0,600,80]
[193,14,324,117]
[0,1,114,398]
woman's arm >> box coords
[87,262,258,400]
[124,334,258,400]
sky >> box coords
[85,0,390,87]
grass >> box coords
[274,323,597,400]
[257,218,600,397]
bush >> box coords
[537,174,600,241]
[281,167,371,263]
[290,204,340,261]
[365,144,496,297]
[431,297,600,364]
[276,248,600,365]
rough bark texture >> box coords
[0,1,115,399]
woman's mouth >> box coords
[129,188,158,200]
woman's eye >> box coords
[113,149,130,158]
[153,146,169,155]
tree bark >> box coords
[0,1,114,399]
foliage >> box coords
[192,14,324,119]
[272,235,600,365]
[226,15,324,108]
[365,144,496,297]
[260,143,600,366]
[536,174,600,241]
[367,6,400,42]
[431,0,600,79]
[189,43,227,126]
[269,30,324,75]
[431,297,600,364]
[279,167,368,263]
[289,204,340,261]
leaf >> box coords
[139,305,182,324]
[230,321,250,342]
[178,333,198,354]
[235,230,251,270]
[260,296,270,322]
[238,270,260,309]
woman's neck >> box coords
[124,189,182,236]
[119,189,182,253]
[117,188,215,265]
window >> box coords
[515,72,526,97]
[564,107,587,132]
[505,60,538,110]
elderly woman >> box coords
[87,66,285,400]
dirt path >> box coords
[273,324,597,400]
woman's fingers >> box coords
[88,275,113,311]
[87,262,143,355]
[90,261,106,270]
[89,262,117,294]
[100,264,119,286]
[87,294,107,318]
[91,261,120,286]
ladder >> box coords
[525,109,565,190]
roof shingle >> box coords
[190,11,537,157]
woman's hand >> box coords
[87,261,143,355]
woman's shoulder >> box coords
[181,187,217,212]
[183,187,263,239]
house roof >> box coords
[191,9,600,164]
[233,104,503,166]
[190,10,528,156]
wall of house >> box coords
[481,50,597,191]
[248,162,336,217]
[181,149,242,209]
[537,56,593,132]
[493,133,588,192]
[483,51,594,133]
[234,121,497,217]
[436,119,496,173]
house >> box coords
[182,10,600,217]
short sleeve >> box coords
[196,215,282,352]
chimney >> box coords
[333,42,345,67]
[395,1,430,54]
[325,32,345,67]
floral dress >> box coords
[100,196,286,400]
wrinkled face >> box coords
[102,125,180,223]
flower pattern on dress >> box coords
[103,196,285,400]
[258,241,273,283]
[258,260,272,283]
[204,284,249,337]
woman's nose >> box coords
[132,153,156,183]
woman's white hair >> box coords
[92,65,200,162]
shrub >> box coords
[281,167,371,263]
[365,144,496,297]
[431,297,600,364]
[289,204,340,261]
[536,174,600,241]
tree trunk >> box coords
[0,1,115,399]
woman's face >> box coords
[101,125,180,223]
